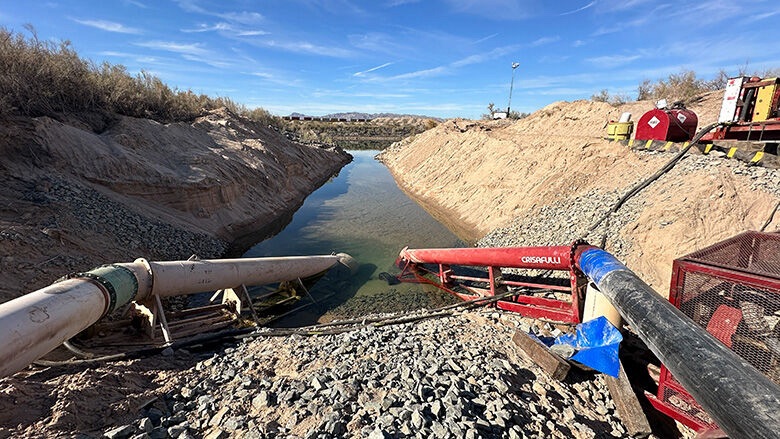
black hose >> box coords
[578,247,780,438]
[761,201,780,232]
[582,122,722,243]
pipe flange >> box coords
[59,265,138,316]
[569,239,590,273]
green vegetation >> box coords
[282,118,439,150]
[590,89,630,106]
[0,26,266,124]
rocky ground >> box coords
[1,302,663,439]
[380,94,780,291]
[5,95,778,438]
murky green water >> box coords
[243,150,463,322]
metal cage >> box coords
[647,231,780,431]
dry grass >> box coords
[0,26,275,125]
[636,70,721,104]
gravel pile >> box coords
[479,151,780,260]
[101,309,630,439]
[13,149,776,439]
[326,288,458,320]
[478,187,637,266]
[45,176,227,261]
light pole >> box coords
[507,62,519,116]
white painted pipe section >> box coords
[0,253,354,378]
[129,254,347,299]
[0,279,109,378]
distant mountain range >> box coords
[288,112,440,120]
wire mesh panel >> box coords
[678,271,780,382]
[685,231,780,280]
[655,231,780,430]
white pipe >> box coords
[0,279,108,378]
[0,254,353,378]
[129,255,346,299]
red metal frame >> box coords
[395,245,586,323]
[650,232,780,432]
[701,120,780,142]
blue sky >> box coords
[2,1,779,119]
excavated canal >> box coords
[242,150,464,324]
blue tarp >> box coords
[554,316,623,377]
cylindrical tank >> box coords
[606,121,633,140]
[635,108,698,142]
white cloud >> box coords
[261,40,353,58]
[472,33,499,45]
[443,0,541,20]
[174,1,265,24]
[182,22,232,33]
[353,62,394,77]
[385,0,421,6]
[181,54,230,68]
[98,51,134,57]
[560,1,595,16]
[134,40,237,68]
[123,0,148,8]
[71,18,142,34]
[236,30,269,37]
[593,0,652,13]
[174,0,207,14]
[585,54,641,68]
[388,66,449,80]
[181,22,269,37]
[136,41,211,57]
[218,11,264,24]
[451,45,520,68]
[250,72,304,87]
[530,36,560,47]
[742,9,780,23]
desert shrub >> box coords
[0,26,99,116]
[636,68,780,105]
[636,70,720,104]
[509,111,530,120]
[590,89,630,106]
[481,102,499,120]
[0,26,273,124]
[245,107,278,127]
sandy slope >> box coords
[381,92,779,291]
[0,108,351,303]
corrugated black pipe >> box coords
[575,245,780,438]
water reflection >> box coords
[243,150,463,323]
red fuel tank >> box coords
[635,108,698,142]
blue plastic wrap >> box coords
[555,316,623,377]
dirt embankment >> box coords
[0,108,351,303]
[381,92,780,291]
